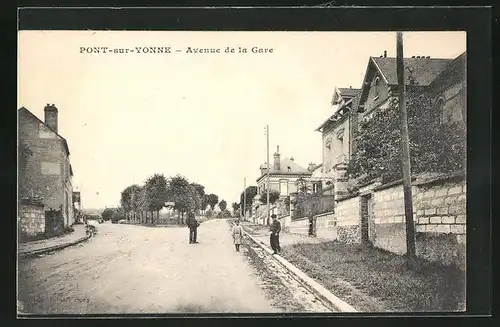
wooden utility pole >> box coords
[396,32,416,260]
[265,125,270,226]
[243,177,247,221]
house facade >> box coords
[253,146,312,222]
[316,87,361,196]
[18,105,75,229]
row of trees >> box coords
[118,174,240,225]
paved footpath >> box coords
[18,219,283,314]
[18,224,88,254]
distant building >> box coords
[18,105,74,228]
[253,146,313,222]
[256,146,312,197]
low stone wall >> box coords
[19,203,45,236]
[278,215,291,233]
[288,217,309,236]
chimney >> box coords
[290,156,294,161]
[384,50,387,58]
[273,145,281,170]
[308,162,316,172]
[44,103,58,133]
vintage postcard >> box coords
[17,29,467,315]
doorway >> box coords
[360,193,373,244]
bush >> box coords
[347,91,466,184]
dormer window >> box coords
[287,166,291,172]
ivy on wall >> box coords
[346,89,466,185]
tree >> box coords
[120,186,134,221]
[347,89,466,184]
[111,207,126,223]
[231,202,240,217]
[101,208,114,221]
[207,194,219,211]
[259,190,280,205]
[295,177,311,193]
[218,199,227,212]
[191,183,206,213]
[129,185,142,222]
[240,186,258,215]
[144,174,168,224]
[201,194,209,213]
[167,175,201,224]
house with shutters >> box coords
[18,104,75,231]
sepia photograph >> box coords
[17,28,468,315]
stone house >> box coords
[315,87,361,197]
[254,146,312,222]
[355,52,464,123]
[18,105,75,230]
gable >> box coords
[18,107,71,155]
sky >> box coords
[18,31,466,209]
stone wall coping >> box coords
[290,216,310,222]
[336,192,360,202]
[412,171,465,187]
[372,171,465,192]
[19,200,44,208]
[314,211,335,219]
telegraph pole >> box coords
[265,125,270,226]
[396,31,416,260]
[243,177,247,221]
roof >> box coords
[337,87,362,97]
[18,107,70,156]
[371,56,453,86]
[257,157,311,181]
[316,92,360,132]
[430,51,466,88]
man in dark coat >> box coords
[187,212,200,244]
[269,214,281,254]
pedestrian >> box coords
[269,214,281,254]
[232,219,244,252]
[187,211,200,244]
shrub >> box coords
[347,90,466,184]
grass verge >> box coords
[281,241,465,312]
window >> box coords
[280,180,288,196]
[287,166,291,172]
[373,76,380,101]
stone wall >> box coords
[371,184,409,254]
[413,177,466,267]
[18,203,45,236]
[315,212,337,240]
[335,196,361,243]
[287,217,309,236]
[364,173,466,267]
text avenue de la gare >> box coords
[79,46,275,54]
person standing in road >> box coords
[232,220,244,252]
[187,211,200,244]
[269,214,281,254]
